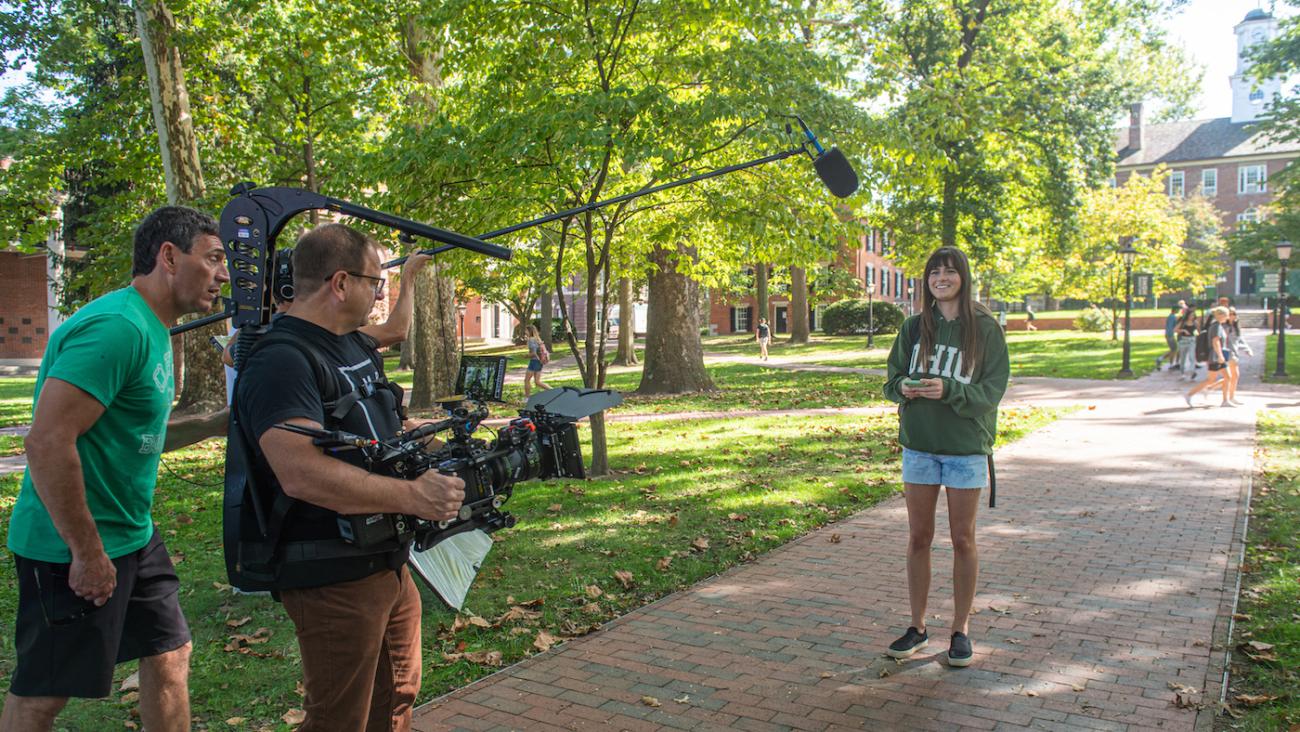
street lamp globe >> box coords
[1278,240,1293,262]
[1118,239,1138,267]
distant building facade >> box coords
[1114,9,1300,299]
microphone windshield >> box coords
[813,147,859,198]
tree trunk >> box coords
[941,171,959,249]
[755,261,769,328]
[400,19,460,406]
[613,276,637,366]
[409,260,460,409]
[539,290,553,351]
[789,265,810,345]
[136,0,223,413]
[398,328,413,370]
[637,242,714,394]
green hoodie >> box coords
[883,308,1010,456]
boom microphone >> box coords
[792,116,859,198]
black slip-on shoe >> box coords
[947,631,973,667]
[887,627,928,659]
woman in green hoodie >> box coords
[882,246,1009,668]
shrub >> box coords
[1073,306,1112,332]
[821,299,905,335]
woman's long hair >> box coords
[916,246,989,378]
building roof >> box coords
[1114,117,1300,168]
[1243,8,1271,22]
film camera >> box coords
[277,356,621,554]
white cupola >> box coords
[1231,8,1283,123]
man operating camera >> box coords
[233,223,464,730]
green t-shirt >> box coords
[8,286,175,562]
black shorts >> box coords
[9,529,191,698]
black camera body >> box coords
[283,385,617,555]
[331,402,588,551]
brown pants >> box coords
[281,567,422,732]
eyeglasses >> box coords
[339,271,384,296]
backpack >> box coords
[537,340,550,365]
[1195,328,1211,362]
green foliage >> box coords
[1073,305,1113,332]
[820,299,904,336]
[852,0,1196,297]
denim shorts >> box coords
[901,448,988,489]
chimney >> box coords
[1128,103,1143,151]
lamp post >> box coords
[456,303,467,357]
[1276,240,1292,379]
[1117,238,1137,378]
[907,284,915,316]
[866,281,876,349]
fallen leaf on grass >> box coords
[614,570,634,589]
[656,556,672,572]
[533,631,557,652]
[282,709,306,725]
[496,606,541,624]
[120,691,139,704]
[1234,693,1277,706]
[225,616,251,628]
[727,513,748,522]
[580,602,603,615]
[641,696,661,708]
[547,503,563,513]
[225,718,246,726]
[120,671,140,691]
[691,537,710,552]
[584,584,603,599]
[442,650,503,666]
[1246,641,1274,652]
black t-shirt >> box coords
[757,324,770,339]
[235,316,402,545]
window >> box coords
[881,268,890,296]
[1202,169,1217,196]
[1237,208,1259,225]
[866,264,874,291]
[1168,170,1184,197]
[1239,164,1267,194]
[1250,89,1265,104]
[733,305,752,332]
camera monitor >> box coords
[455,355,508,402]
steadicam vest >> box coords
[224,330,409,593]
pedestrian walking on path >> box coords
[522,325,551,398]
[882,246,1009,669]
[755,318,771,361]
[1174,304,1199,380]
[1186,306,1233,407]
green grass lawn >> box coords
[1221,411,1300,729]
[0,378,35,428]
[1004,307,1165,321]
[1263,335,1300,385]
[0,402,1071,728]
[725,331,1168,380]
[0,435,22,457]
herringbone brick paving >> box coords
[414,342,1287,731]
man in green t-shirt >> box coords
[2,206,229,732]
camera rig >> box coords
[274,385,621,554]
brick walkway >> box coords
[412,336,1295,731]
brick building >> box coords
[710,228,921,336]
[1114,9,1300,300]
